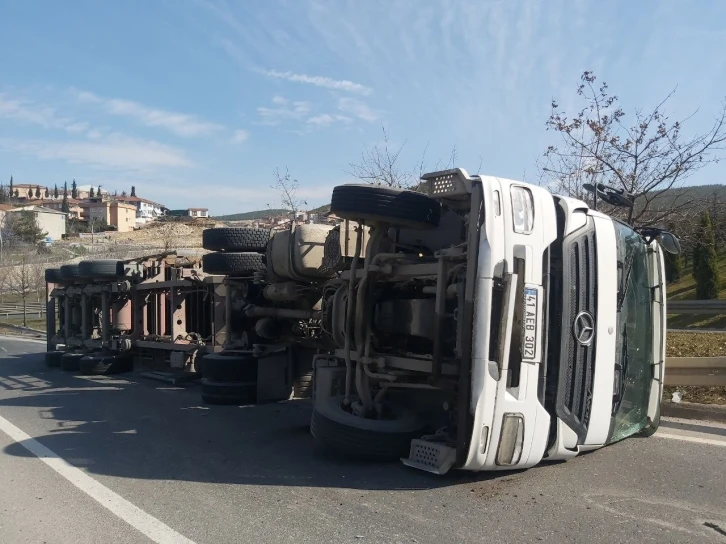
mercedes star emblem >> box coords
[573,311,595,346]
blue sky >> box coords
[1,0,725,214]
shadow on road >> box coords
[0,350,523,493]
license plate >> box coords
[522,287,539,361]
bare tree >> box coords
[0,265,10,303]
[540,71,726,226]
[8,254,37,327]
[347,125,430,190]
[271,167,307,220]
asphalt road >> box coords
[1,337,725,544]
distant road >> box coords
[0,337,725,544]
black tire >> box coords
[79,260,125,279]
[202,252,264,276]
[202,228,271,252]
[45,351,63,367]
[199,353,257,382]
[45,268,63,284]
[201,379,256,405]
[330,184,441,229]
[60,264,83,281]
[78,354,114,375]
[293,371,313,398]
[639,403,661,437]
[310,395,425,460]
[60,352,84,371]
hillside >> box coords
[217,183,725,221]
[666,251,726,329]
[214,209,288,221]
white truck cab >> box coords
[253,168,672,474]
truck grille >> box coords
[555,220,597,441]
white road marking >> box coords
[0,413,196,544]
[655,432,726,448]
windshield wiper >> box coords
[616,252,635,312]
[612,327,629,416]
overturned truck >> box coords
[45,253,224,377]
[204,167,673,474]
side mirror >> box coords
[658,231,682,255]
[583,183,635,208]
[634,227,682,254]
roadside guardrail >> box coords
[665,357,726,387]
[668,300,726,315]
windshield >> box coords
[607,221,654,443]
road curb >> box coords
[661,400,726,423]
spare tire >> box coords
[45,351,63,367]
[203,228,270,252]
[201,379,256,405]
[79,260,125,279]
[200,353,257,382]
[60,352,85,371]
[202,252,264,276]
[45,268,63,284]
[310,395,425,460]
[330,184,441,228]
[59,264,83,281]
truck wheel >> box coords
[202,228,271,252]
[292,371,313,398]
[199,353,257,382]
[59,264,83,281]
[201,379,256,405]
[202,252,264,276]
[60,352,85,371]
[639,404,661,437]
[330,184,441,229]
[78,260,125,279]
[310,395,425,460]
[45,351,63,367]
[45,268,63,284]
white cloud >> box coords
[307,114,352,127]
[262,69,372,95]
[0,94,81,132]
[256,99,311,125]
[230,129,249,143]
[72,89,223,137]
[336,97,378,122]
[272,95,288,105]
[0,134,193,170]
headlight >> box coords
[510,186,534,234]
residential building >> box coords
[109,201,137,232]
[38,199,83,220]
[6,205,67,241]
[187,208,209,218]
[80,198,137,233]
[115,195,165,223]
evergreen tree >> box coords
[63,181,68,198]
[664,223,683,283]
[27,188,33,199]
[130,185,136,197]
[89,187,95,198]
[53,184,59,199]
[97,185,102,196]
[693,211,720,300]
[9,176,13,200]
[14,189,19,198]
[44,187,50,198]
[71,179,78,199]
[121,190,128,197]
[0,184,6,204]
[34,185,41,199]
